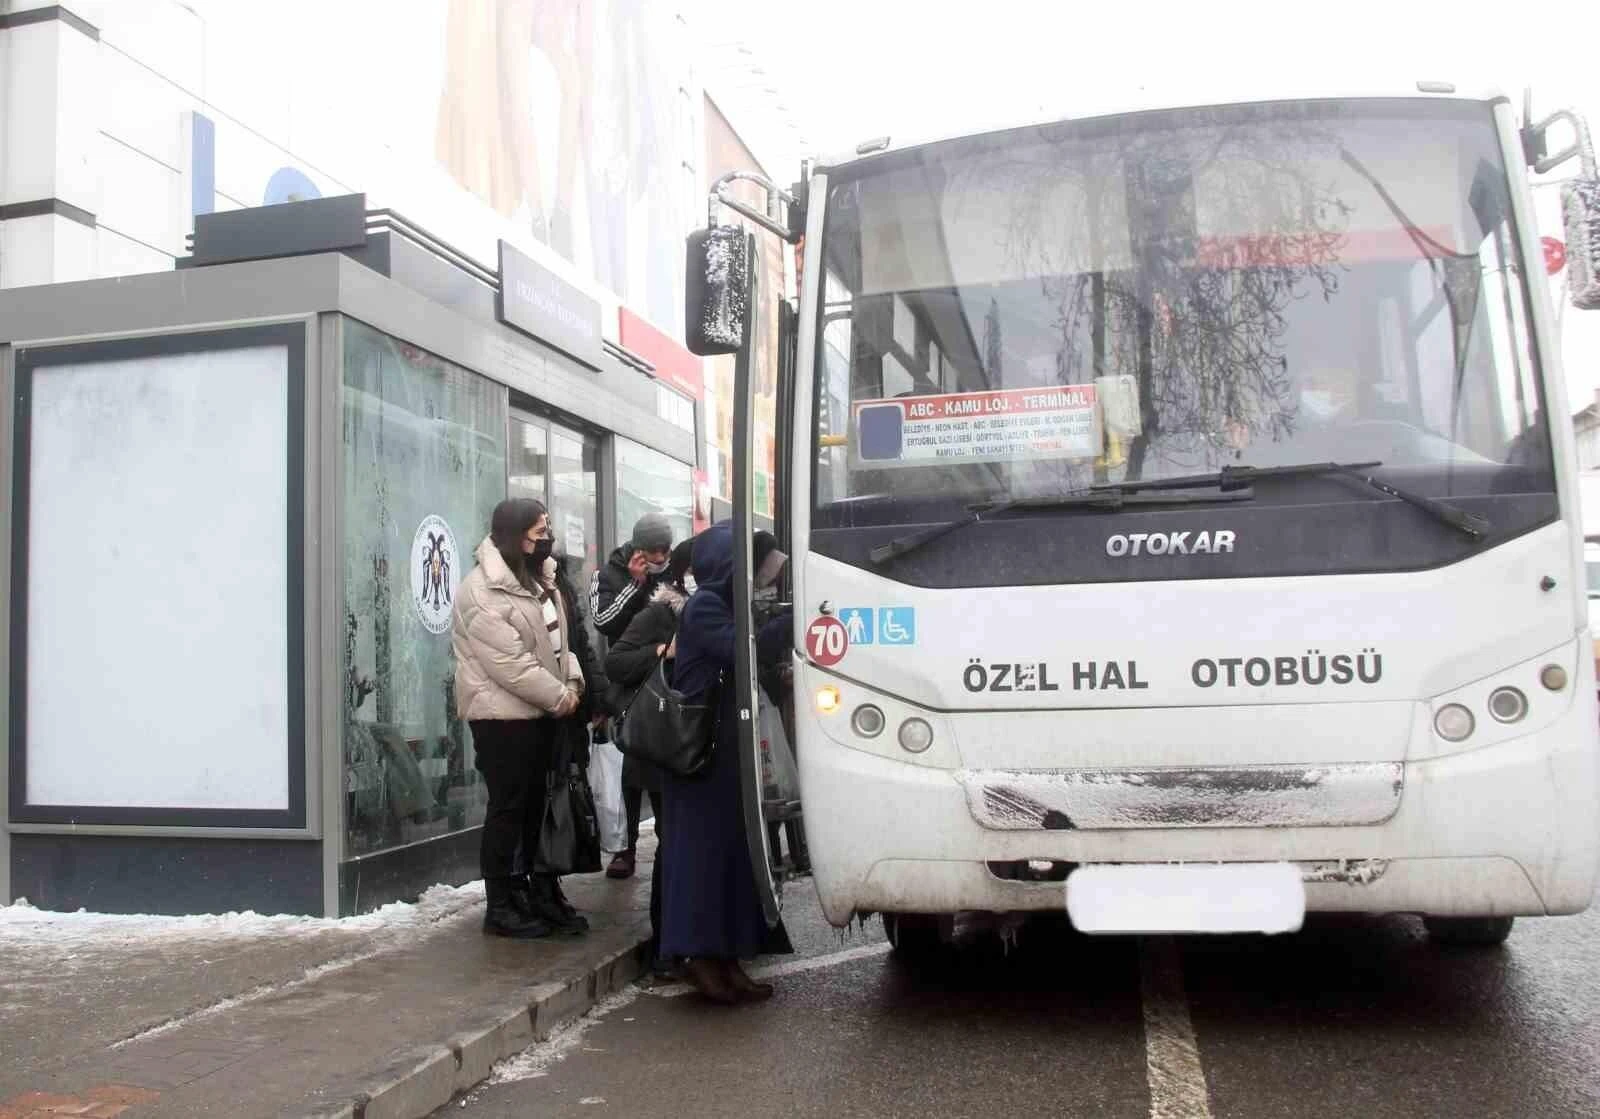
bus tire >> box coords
[882,912,950,962]
[1424,915,1515,947]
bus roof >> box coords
[814,83,1511,176]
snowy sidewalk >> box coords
[0,840,653,1119]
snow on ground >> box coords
[1,880,492,1055]
[0,879,486,952]
[484,989,642,1086]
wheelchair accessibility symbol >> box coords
[878,607,916,646]
[833,607,916,647]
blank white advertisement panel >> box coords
[25,345,291,811]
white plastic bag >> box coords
[587,738,628,854]
[759,699,801,804]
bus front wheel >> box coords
[1424,915,1515,947]
[882,912,953,961]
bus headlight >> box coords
[1434,703,1475,742]
[898,717,934,754]
[1540,664,1568,692]
[1488,686,1529,724]
[850,704,885,738]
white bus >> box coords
[688,86,1600,952]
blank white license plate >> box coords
[1065,862,1306,935]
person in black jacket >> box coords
[520,546,616,933]
[554,547,613,739]
[590,512,675,878]
[590,512,675,642]
[605,535,694,972]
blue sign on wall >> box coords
[187,111,325,219]
[190,112,215,217]
[264,166,323,206]
[837,607,875,645]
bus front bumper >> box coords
[796,693,1600,928]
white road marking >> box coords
[1139,936,1213,1119]
[646,941,892,998]
[647,928,1213,1118]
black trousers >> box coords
[624,784,644,853]
[648,791,667,953]
[472,718,557,881]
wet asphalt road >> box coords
[444,881,1600,1119]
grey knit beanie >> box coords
[631,512,673,553]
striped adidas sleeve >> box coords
[593,579,639,631]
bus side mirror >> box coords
[1522,103,1600,310]
[685,226,750,355]
[1563,177,1600,310]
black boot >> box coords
[550,877,591,932]
[484,877,554,939]
[506,874,554,922]
[507,876,539,919]
[529,873,588,936]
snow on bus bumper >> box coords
[956,763,1403,831]
[798,689,1600,927]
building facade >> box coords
[0,0,799,914]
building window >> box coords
[341,319,507,859]
[615,436,694,547]
[656,381,695,433]
[508,417,548,501]
[510,412,605,652]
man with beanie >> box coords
[589,511,675,879]
[590,512,675,642]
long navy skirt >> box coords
[657,695,768,961]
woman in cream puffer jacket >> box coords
[452,498,586,940]
[453,541,584,721]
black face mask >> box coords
[528,538,553,566]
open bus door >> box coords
[771,297,807,871]
[685,179,804,927]
[728,229,784,927]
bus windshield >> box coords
[811,99,1556,585]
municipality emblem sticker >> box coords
[411,515,459,634]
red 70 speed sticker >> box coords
[805,616,849,666]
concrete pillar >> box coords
[0,4,101,287]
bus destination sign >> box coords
[853,386,1102,467]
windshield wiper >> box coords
[1098,460,1488,539]
[867,487,1254,567]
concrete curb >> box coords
[295,935,649,1119]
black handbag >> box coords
[534,732,602,875]
[615,657,720,778]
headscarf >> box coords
[688,522,735,603]
[674,523,736,696]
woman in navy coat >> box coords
[660,522,793,1004]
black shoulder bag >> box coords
[533,725,603,876]
[614,657,721,778]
